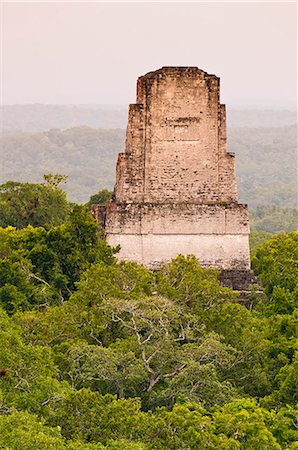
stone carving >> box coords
[100,67,254,284]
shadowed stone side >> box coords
[219,269,261,291]
[96,67,257,291]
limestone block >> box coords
[103,67,251,273]
[107,233,250,270]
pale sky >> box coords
[2,1,297,107]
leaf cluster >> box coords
[0,221,297,448]
[0,176,70,229]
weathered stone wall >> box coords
[107,234,250,270]
[115,67,237,205]
[105,202,250,269]
[105,67,251,273]
[105,203,249,236]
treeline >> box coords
[0,178,297,448]
[1,127,124,204]
[2,105,296,133]
[230,124,297,208]
[1,178,296,235]
[250,206,298,234]
[1,104,128,132]
[1,124,297,207]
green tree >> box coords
[0,411,67,450]
[85,189,112,208]
[0,177,69,229]
[55,340,147,398]
[48,389,148,444]
[156,254,237,312]
[252,231,298,314]
[249,230,273,258]
[59,292,238,408]
[272,405,298,448]
[0,224,296,450]
[0,207,117,312]
[212,398,282,449]
[0,307,71,416]
[43,173,68,189]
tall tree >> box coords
[0,175,69,229]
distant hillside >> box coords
[230,124,297,208]
[1,104,297,133]
[249,206,298,233]
[1,105,128,132]
[1,127,124,203]
[1,124,297,207]
[226,109,297,128]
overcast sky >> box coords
[2,1,297,107]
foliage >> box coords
[0,411,68,450]
[250,205,298,233]
[252,231,298,314]
[0,207,117,312]
[1,112,296,206]
[249,229,273,258]
[43,173,68,189]
[85,189,112,208]
[156,254,237,311]
[0,176,69,229]
[0,188,296,449]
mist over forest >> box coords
[2,104,297,132]
[1,105,297,450]
[2,0,297,446]
[1,105,297,211]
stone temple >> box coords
[95,67,257,289]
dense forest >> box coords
[0,178,297,449]
[230,125,297,208]
[0,105,297,447]
[1,123,297,209]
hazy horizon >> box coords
[2,2,297,108]
[1,102,297,110]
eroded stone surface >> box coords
[103,67,251,272]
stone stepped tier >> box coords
[103,201,250,270]
[93,67,255,289]
[219,269,261,291]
